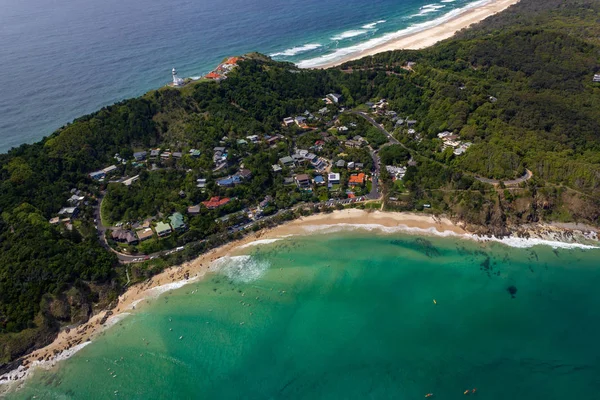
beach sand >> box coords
[0,210,462,390]
[315,0,520,69]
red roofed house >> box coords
[225,57,240,65]
[349,173,366,186]
[206,72,223,80]
[202,196,231,209]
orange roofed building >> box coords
[205,72,223,80]
[202,196,231,209]
[225,57,241,65]
[348,173,366,186]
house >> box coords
[155,222,172,237]
[266,135,282,145]
[172,152,183,159]
[189,149,201,157]
[58,207,78,216]
[111,229,138,245]
[295,174,312,189]
[294,116,307,126]
[327,93,342,103]
[314,175,325,185]
[150,149,161,158]
[196,178,207,188]
[283,117,295,126]
[160,152,171,159]
[89,170,105,180]
[49,217,60,225]
[344,140,361,148]
[67,194,85,205]
[272,164,283,173]
[594,74,600,82]
[238,169,252,180]
[133,151,147,161]
[338,126,348,133]
[311,157,326,170]
[217,176,242,187]
[318,107,329,114]
[102,165,118,174]
[386,166,407,179]
[122,175,139,186]
[259,195,272,209]
[187,205,201,215]
[246,135,259,143]
[347,161,355,169]
[136,228,154,242]
[336,159,346,168]
[237,139,248,145]
[202,196,231,209]
[284,177,294,185]
[279,156,294,168]
[406,120,417,127]
[349,173,366,186]
[355,163,364,169]
[328,173,340,184]
[437,131,452,139]
[169,212,186,232]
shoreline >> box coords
[306,0,520,69]
[2,209,598,392]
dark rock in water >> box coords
[507,285,517,298]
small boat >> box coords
[425,394,434,398]
[433,299,437,304]
[472,388,477,393]
[464,389,470,395]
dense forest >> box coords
[2,0,600,369]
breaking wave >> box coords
[297,0,494,68]
[270,43,322,57]
[301,224,599,250]
[211,255,271,283]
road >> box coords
[352,111,534,187]
[474,169,533,186]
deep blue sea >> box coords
[0,0,485,153]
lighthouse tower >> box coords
[172,68,184,86]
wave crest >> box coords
[270,43,322,57]
[211,255,271,283]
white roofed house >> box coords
[283,117,295,126]
[327,93,342,103]
[328,173,340,184]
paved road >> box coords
[474,169,533,186]
[352,111,534,187]
[352,111,401,145]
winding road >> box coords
[351,111,534,186]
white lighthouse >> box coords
[172,67,184,86]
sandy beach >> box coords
[314,0,520,69]
[0,210,463,390]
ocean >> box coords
[7,231,600,399]
[0,0,485,153]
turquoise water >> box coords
[1,0,484,152]
[8,232,600,399]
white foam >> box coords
[362,20,387,29]
[331,29,369,41]
[300,223,600,250]
[0,341,92,387]
[103,312,132,329]
[297,0,494,68]
[211,255,271,283]
[270,43,323,57]
[239,238,282,248]
[441,0,456,2]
